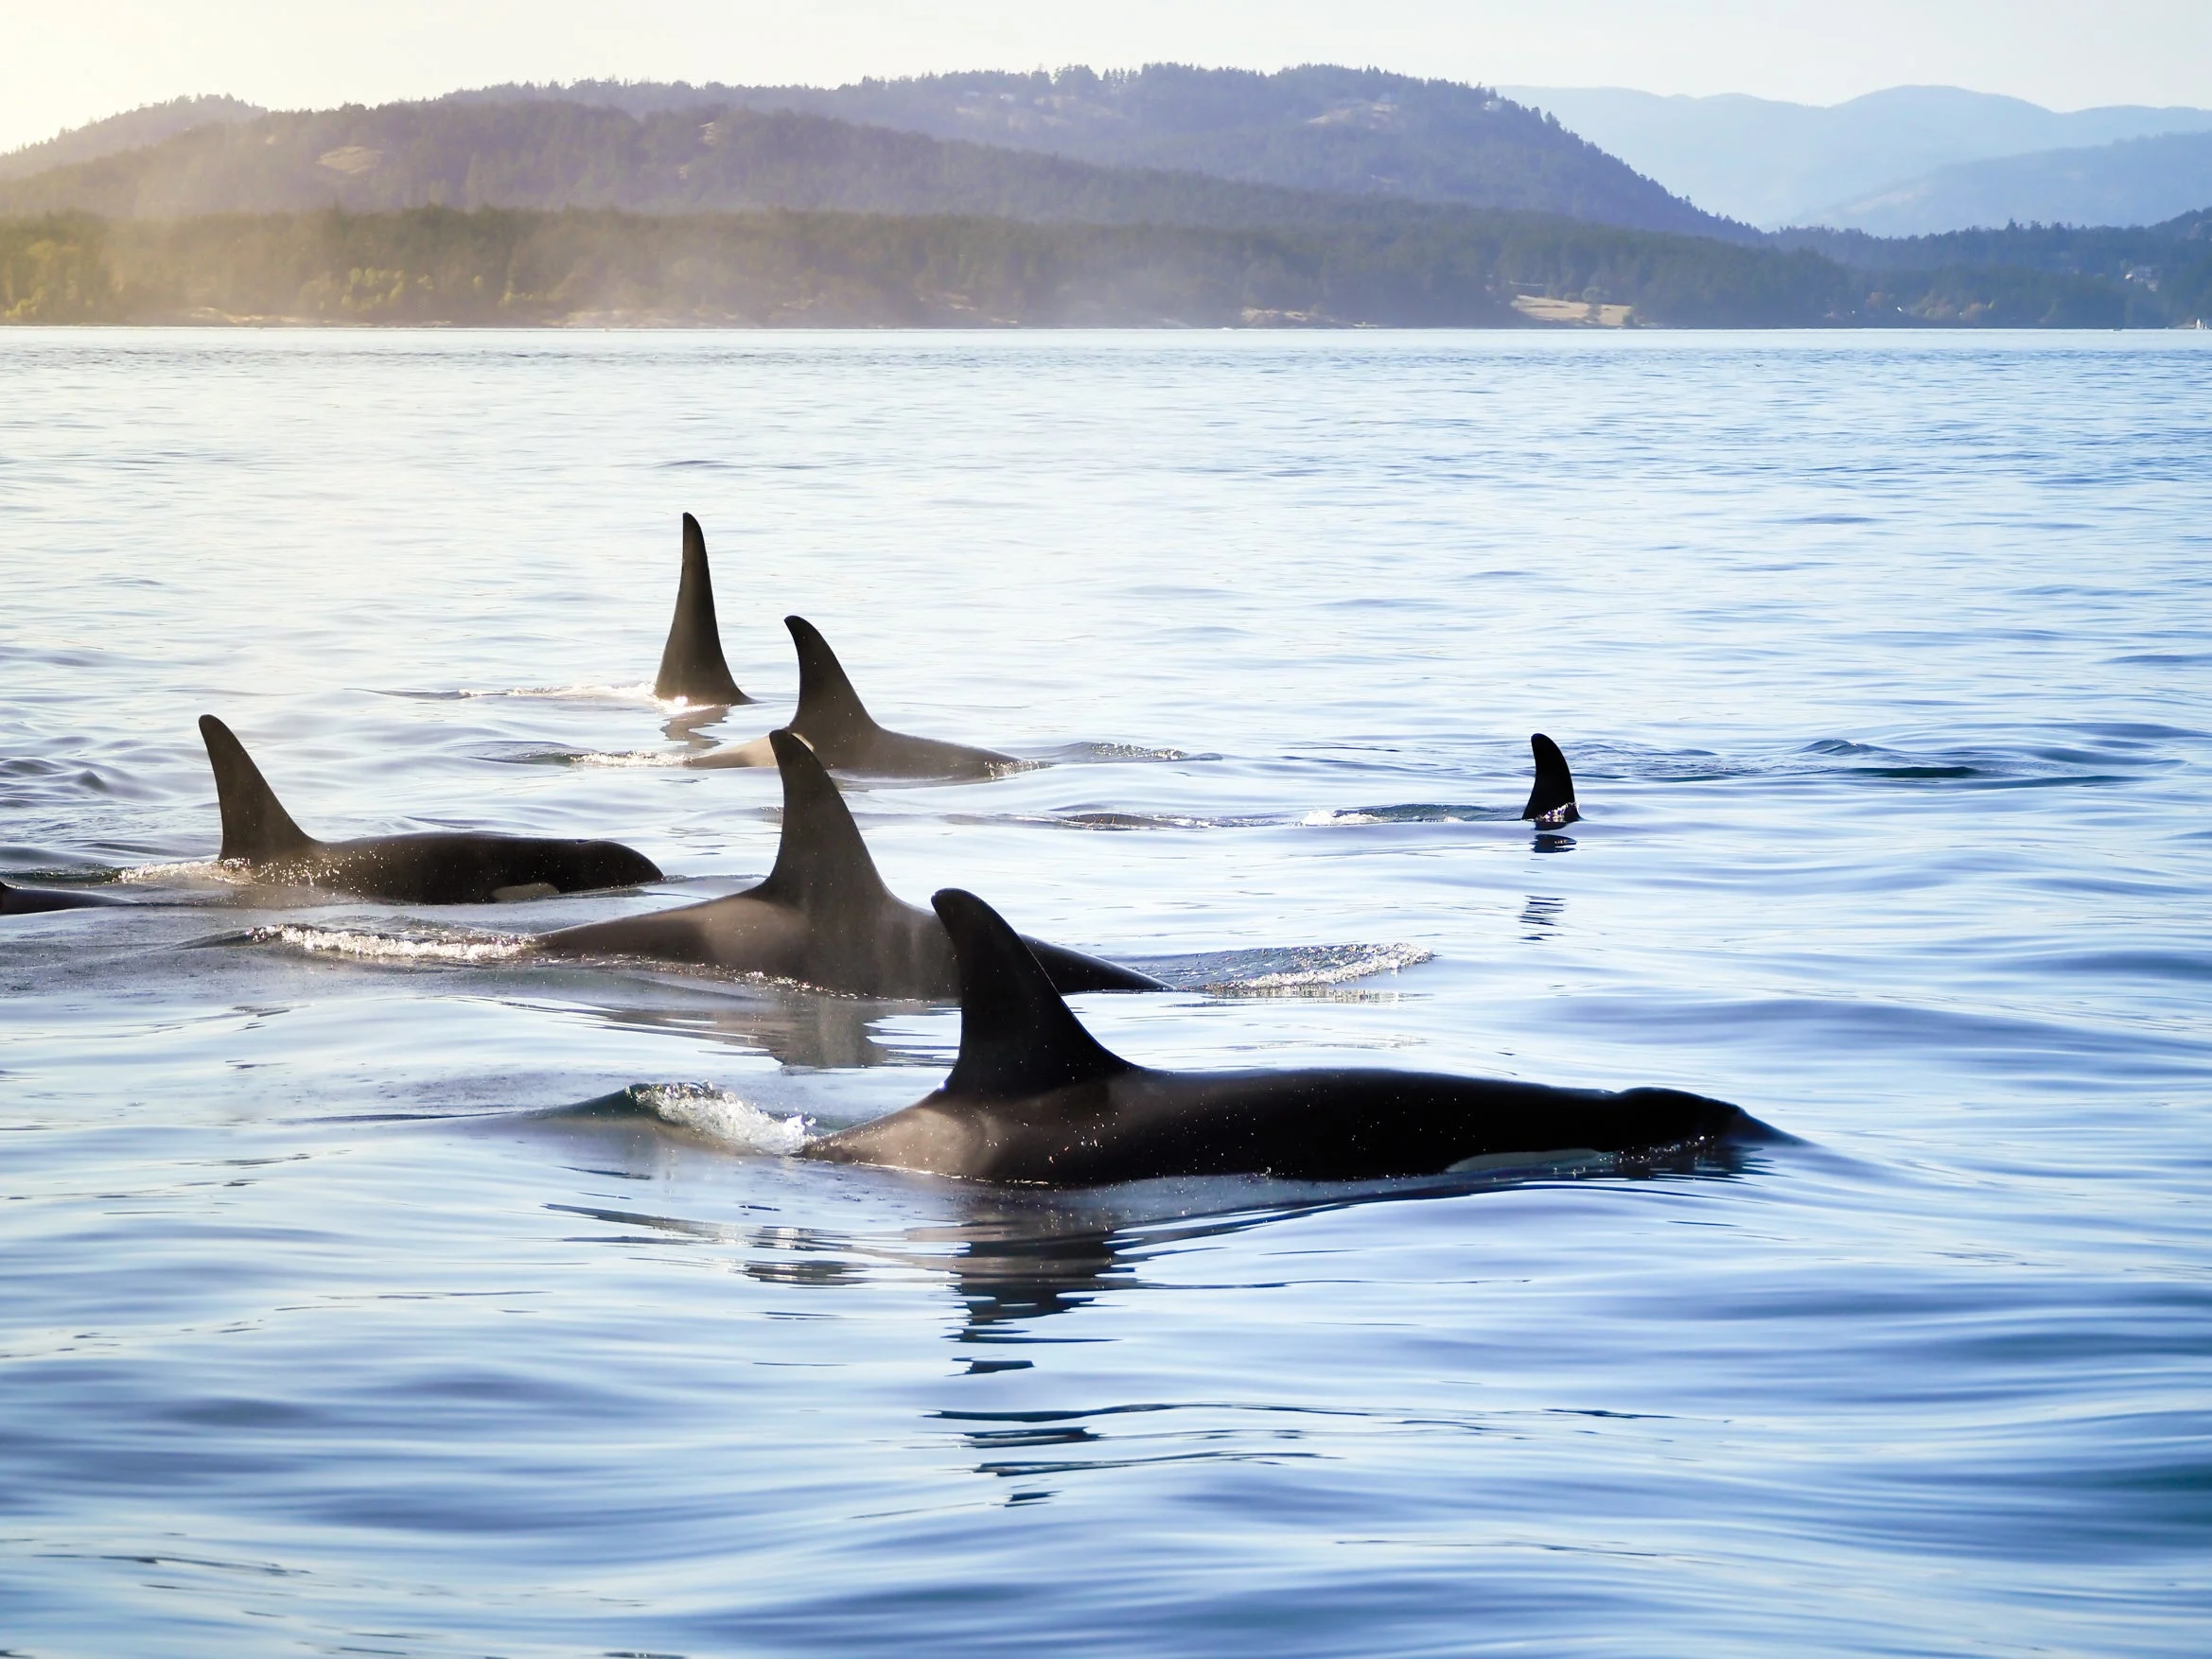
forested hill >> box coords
[442,65,1754,240]
[0,99,1666,237]
[0,96,263,182]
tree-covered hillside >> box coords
[1779,209,2212,324]
[0,96,264,181]
[12,201,2199,330]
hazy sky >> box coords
[9,0,2212,153]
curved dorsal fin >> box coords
[749,728,892,912]
[653,514,748,705]
[932,889,1132,1102]
[1520,733,1580,826]
[198,716,318,862]
[784,616,879,752]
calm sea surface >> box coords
[2,329,2208,1656]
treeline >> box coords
[5,207,2205,329]
[0,208,1520,326]
[1783,211,2212,325]
[0,205,1863,328]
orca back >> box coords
[750,729,895,919]
[932,888,1133,1102]
[1521,733,1580,826]
[654,513,749,705]
[784,616,881,757]
[199,716,319,864]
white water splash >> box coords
[119,860,249,885]
[464,681,662,704]
[572,749,693,768]
[251,925,529,964]
[1228,942,1434,990]
[635,1084,814,1154]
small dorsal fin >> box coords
[199,716,319,862]
[932,889,1132,1101]
[1520,732,1580,826]
[784,616,879,752]
[750,729,892,911]
[654,513,748,705]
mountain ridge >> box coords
[1504,84,2212,227]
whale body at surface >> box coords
[689,617,1017,779]
[198,716,661,905]
[0,879,123,916]
[804,889,1777,1186]
[654,513,752,707]
[541,731,1158,997]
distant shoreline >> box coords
[3,206,2204,330]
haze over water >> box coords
[3,329,2208,1655]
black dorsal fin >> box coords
[784,616,879,752]
[932,889,1132,1101]
[199,716,319,862]
[654,514,748,705]
[750,729,892,911]
[1520,732,1580,826]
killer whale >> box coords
[655,513,753,707]
[1,879,123,915]
[540,729,1160,997]
[689,617,1018,779]
[199,715,662,904]
[804,889,1777,1185]
[1521,733,1578,827]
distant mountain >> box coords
[0,96,264,182]
[445,65,1752,239]
[0,95,1744,253]
[0,100,1452,227]
[1502,84,2212,228]
[1818,131,2212,236]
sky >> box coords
[8,0,2212,154]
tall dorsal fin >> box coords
[750,728,892,911]
[784,616,879,752]
[1520,732,1580,826]
[932,889,1132,1101]
[654,513,748,705]
[199,716,319,862]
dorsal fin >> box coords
[198,716,319,862]
[749,728,892,911]
[784,616,880,752]
[932,889,1132,1101]
[1520,732,1580,826]
[653,513,748,705]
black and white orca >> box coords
[805,888,1777,1185]
[199,715,661,904]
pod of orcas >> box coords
[9,512,1777,1184]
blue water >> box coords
[2,329,2208,1656]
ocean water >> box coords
[2,328,2207,1656]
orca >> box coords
[198,715,662,904]
[1,879,123,915]
[655,513,753,707]
[539,729,1160,997]
[1521,733,1579,827]
[803,888,1777,1185]
[690,617,1018,779]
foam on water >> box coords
[1135,941,1436,993]
[250,923,530,963]
[631,1082,816,1153]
